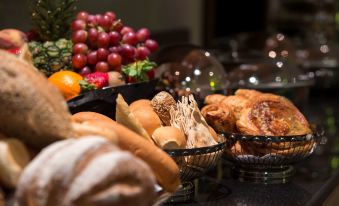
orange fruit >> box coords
[48,71,83,100]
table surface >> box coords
[164,90,339,206]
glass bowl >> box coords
[223,126,326,184]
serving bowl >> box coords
[223,126,326,184]
[163,135,226,202]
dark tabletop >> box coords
[164,89,339,206]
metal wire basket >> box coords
[223,126,326,183]
[164,135,226,203]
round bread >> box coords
[71,113,181,192]
[15,137,157,206]
[130,99,152,112]
[151,91,177,126]
[152,126,186,149]
[132,109,162,136]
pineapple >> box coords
[28,39,73,77]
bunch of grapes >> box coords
[71,11,159,76]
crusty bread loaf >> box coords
[130,99,153,112]
[151,91,177,126]
[72,111,115,124]
[0,50,74,149]
[71,114,180,192]
[72,121,118,144]
[152,126,186,149]
[0,137,30,188]
[15,137,157,206]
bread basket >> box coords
[223,126,326,184]
[163,135,226,202]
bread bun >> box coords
[0,50,74,149]
[0,137,30,188]
[15,137,157,206]
[71,113,181,192]
[72,111,115,124]
[130,99,152,112]
[132,109,161,136]
[152,126,186,149]
[151,91,177,126]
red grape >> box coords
[87,51,98,65]
[72,54,87,69]
[113,20,123,32]
[87,15,98,26]
[97,48,109,61]
[109,46,122,54]
[105,11,116,21]
[72,30,88,43]
[123,32,138,45]
[108,31,121,45]
[88,28,98,46]
[71,20,86,31]
[73,43,88,54]
[121,26,134,35]
[107,53,122,67]
[121,44,136,59]
[97,32,110,48]
[136,46,150,60]
[145,39,159,52]
[99,15,113,31]
[147,69,155,80]
[79,66,92,76]
[95,61,109,72]
[137,28,150,42]
[76,11,89,21]
[95,14,103,22]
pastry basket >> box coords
[223,126,326,184]
[164,135,226,203]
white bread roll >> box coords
[15,137,157,206]
[152,126,186,149]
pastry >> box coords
[170,95,217,148]
[151,91,177,126]
[71,114,181,192]
[236,94,311,136]
[204,94,226,105]
[14,137,157,206]
[0,137,30,188]
[130,99,153,112]
[221,95,249,120]
[152,126,186,149]
[201,103,236,133]
[234,89,262,100]
[115,94,153,143]
[0,50,74,149]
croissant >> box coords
[234,89,262,100]
[236,94,311,136]
[221,95,249,120]
[204,94,226,105]
[201,103,236,133]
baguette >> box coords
[72,114,180,192]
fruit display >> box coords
[70,11,159,84]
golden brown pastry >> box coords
[0,137,30,189]
[236,94,311,136]
[72,111,115,124]
[201,103,236,133]
[0,50,74,149]
[221,95,249,120]
[204,94,226,105]
[152,126,186,149]
[130,99,153,112]
[132,109,162,137]
[15,137,157,206]
[115,94,153,143]
[71,114,181,192]
[151,91,177,126]
[234,89,262,100]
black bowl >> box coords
[67,80,158,119]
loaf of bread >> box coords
[130,99,153,112]
[0,50,74,149]
[151,91,177,126]
[152,126,186,149]
[71,113,181,192]
[0,136,30,188]
[15,137,157,206]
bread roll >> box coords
[151,91,177,126]
[0,137,30,188]
[132,109,162,137]
[0,50,74,149]
[130,99,152,112]
[72,111,115,124]
[15,137,157,206]
[71,116,180,193]
[116,94,153,142]
[152,126,186,149]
